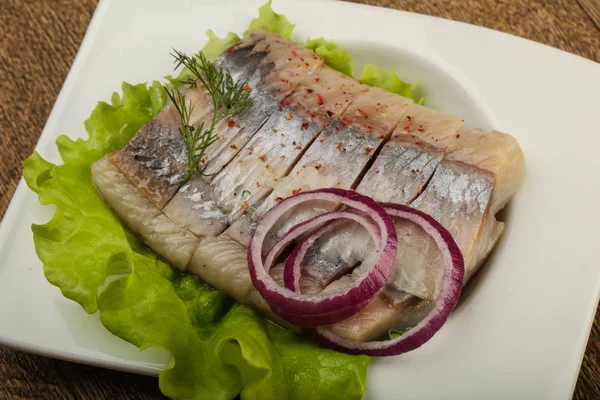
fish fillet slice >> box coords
[109,29,315,211]
[164,30,325,233]
[208,67,366,222]
[91,158,199,270]
[190,88,415,328]
[187,68,367,284]
[108,111,189,209]
[298,104,462,287]
[326,129,525,341]
[202,29,326,177]
[250,87,413,250]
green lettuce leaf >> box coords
[304,37,354,77]
[202,30,241,63]
[23,78,370,398]
[245,0,295,39]
[23,81,167,312]
[360,63,424,104]
[56,82,166,165]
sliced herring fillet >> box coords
[187,67,367,291]
[91,158,199,270]
[108,29,318,211]
[202,29,326,177]
[162,30,326,235]
[108,110,189,209]
[298,104,463,287]
[325,129,525,341]
[208,67,366,222]
[225,87,412,248]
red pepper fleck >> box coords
[316,93,325,105]
[228,120,236,128]
[314,77,320,83]
[295,73,299,76]
[280,78,289,83]
[282,100,291,107]
[375,170,380,174]
[307,88,314,93]
[340,116,353,125]
[248,151,253,155]
[417,126,425,133]
[301,122,309,130]
[455,133,461,138]
[242,210,248,215]
[259,155,267,162]
[279,106,283,112]
[336,142,346,152]
[230,144,237,150]
[313,56,318,60]
[406,116,412,122]
[319,139,324,143]
[256,182,261,187]
[305,62,309,67]
[335,126,340,131]
[243,84,252,94]
[292,50,298,56]
[403,125,411,131]
[300,57,304,61]
[365,147,374,153]
[292,188,302,196]
[356,108,369,119]
[201,158,206,164]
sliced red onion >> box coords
[313,203,465,356]
[248,188,397,328]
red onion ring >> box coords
[247,188,397,328]
[312,203,465,356]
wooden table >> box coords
[1,0,599,398]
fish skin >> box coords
[225,87,412,250]
[299,113,455,287]
[324,128,525,341]
[108,113,188,209]
[209,67,367,223]
[159,29,328,239]
[91,158,199,270]
[202,29,326,177]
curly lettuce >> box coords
[305,37,355,77]
[23,78,369,400]
[360,63,424,104]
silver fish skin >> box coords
[326,129,525,341]
[202,29,326,177]
[161,30,326,237]
[298,102,462,287]
[225,87,412,249]
[209,67,366,223]
[187,67,367,292]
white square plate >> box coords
[1,0,599,398]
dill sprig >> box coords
[164,49,253,182]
